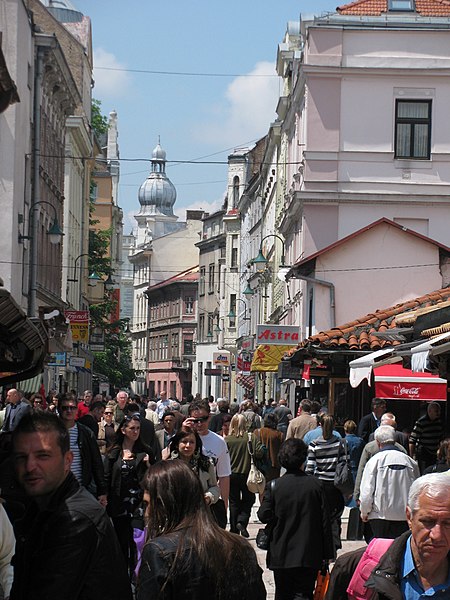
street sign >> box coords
[204,368,222,376]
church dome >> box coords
[138,142,176,216]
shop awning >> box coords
[374,364,447,402]
[236,373,255,390]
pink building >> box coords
[276,0,450,336]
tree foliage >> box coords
[91,98,108,138]
[92,320,135,389]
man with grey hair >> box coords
[324,472,450,599]
[359,425,420,539]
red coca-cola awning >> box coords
[374,364,447,402]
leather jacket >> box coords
[76,422,107,496]
[10,472,132,600]
[137,529,266,600]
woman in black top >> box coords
[137,460,266,600]
[105,413,153,577]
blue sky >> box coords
[74,1,336,231]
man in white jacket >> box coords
[360,425,420,539]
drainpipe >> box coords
[293,274,336,329]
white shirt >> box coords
[200,430,231,478]
[0,503,14,597]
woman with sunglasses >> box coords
[105,412,154,578]
[137,460,266,600]
[167,426,219,506]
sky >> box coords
[74,0,336,232]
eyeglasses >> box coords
[192,416,209,424]
[34,400,43,404]
[60,405,77,412]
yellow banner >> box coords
[70,323,89,343]
[251,345,293,372]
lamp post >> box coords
[19,200,64,316]
[228,298,250,321]
[252,233,288,270]
[67,253,100,284]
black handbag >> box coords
[256,527,270,550]
[334,439,354,496]
[256,479,276,550]
[209,498,227,529]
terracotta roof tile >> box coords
[294,286,450,351]
[337,0,450,16]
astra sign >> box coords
[256,325,300,346]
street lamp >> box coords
[68,253,101,287]
[252,234,287,270]
[242,281,254,297]
[228,298,250,321]
[19,200,64,245]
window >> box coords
[185,296,194,315]
[233,176,240,206]
[183,338,193,355]
[229,294,236,328]
[199,267,206,296]
[388,0,415,10]
[199,313,205,342]
[208,263,215,293]
[231,235,238,268]
[395,100,431,159]
[207,313,214,339]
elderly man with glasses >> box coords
[59,394,107,507]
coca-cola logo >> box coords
[393,385,421,397]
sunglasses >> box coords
[124,413,141,421]
[104,412,113,415]
[60,405,77,412]
[34,400,43,404]
[192,416,209,424]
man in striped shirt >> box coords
[59,396,107,506]
[409,402,445,474]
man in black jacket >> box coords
[10,411,132,600]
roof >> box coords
[337,0,450,16]
[293,286,450,352]
[146,266,199,293]
[290,218,450,273]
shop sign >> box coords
[48,352,66,367]
[213,352,230,366]
[256,325,300,345]
[65,310,89,343]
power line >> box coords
[96,66,278,78]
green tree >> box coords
[91,98,108,138]
[93,320,135,389]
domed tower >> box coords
[138,142,177,217]
[135,141,180,244]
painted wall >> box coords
[311,222,444,331]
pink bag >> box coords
[347,538,394,599]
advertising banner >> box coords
[65,310,89,343]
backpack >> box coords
[347,538,394,600]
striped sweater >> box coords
[305,435,344,483]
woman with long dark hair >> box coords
[167,426,219,505]
[137,460,266,600]
[305,414,346,551]
[105,413,153,577]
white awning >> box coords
[349,348,402,389]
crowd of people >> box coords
[0,388,448,599]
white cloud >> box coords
[197,61,279,147]
[174,198,223,221]
[92,48,132,97]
